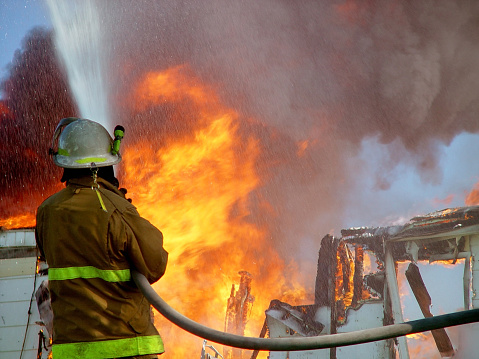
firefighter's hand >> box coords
[119,187,132,203]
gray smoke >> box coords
[83,1,479,256]
[102,1,479,144]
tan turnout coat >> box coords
[35,176,168,359]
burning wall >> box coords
[265,207,479,358]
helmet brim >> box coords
[54,153,122,169]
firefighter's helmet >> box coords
[50,117,122,168]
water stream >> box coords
[46,0,111,129]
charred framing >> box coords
[263,206,479,359]
[224,271,255,359]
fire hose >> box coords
[132,270,479,351]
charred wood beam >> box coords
[429,252,470,263]
[464,256,471,310]
[335,241,352,325]
[337,242,352,294]
[405,263,455,357]
[330,237,340,359]
[352,245,364,307]
[315,235,336,307]
[224,271,254,359]
[225,271,254,336]
[315,234,340,358]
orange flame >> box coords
[0,182,63,229]
[0,65,309,358]
[465,182,479,206]
[0,212,36,229]
[121,66,309,357]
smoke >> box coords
[0,27,75,219]
[102,1,479,143]
[3,1,479,259]
[100,0,479,257]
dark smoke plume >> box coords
[0,28,75,219]
[99,0,479,256]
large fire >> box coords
[119,66,310,357]
[0,65,310,357]
[2,60,472,359]
[0,213,36,230]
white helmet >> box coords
[50,118,123,169]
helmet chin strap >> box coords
[91,165,108,212]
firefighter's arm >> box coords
[121,208,168,284]
[35,209,47,262]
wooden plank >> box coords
[464,256,471,310]
[405,263,455,357]
[470,234,479,309]
[389,224,479,243]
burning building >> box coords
[3,206,479,358]
[261,206,479,359]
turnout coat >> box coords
[35,176,168,359]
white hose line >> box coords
[133,270,479,351]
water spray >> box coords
[46,0,111,129]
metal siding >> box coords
[0,229,35,248]
[336,302,388,359]
[0,230,49,359]
[0,276,34,302]
[0,257,37,278]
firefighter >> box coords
[35,118,168,359]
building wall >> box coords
[0,229,50,359]
[454,233,479,359]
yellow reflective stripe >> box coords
[75,157,107,164]
[57,148,69,156]
[52,335,164,359]
[48,266,131,282]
